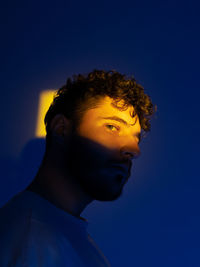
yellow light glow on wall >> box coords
[35,90,56,137]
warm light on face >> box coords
[35,90,56,137]
[78,96,141,152]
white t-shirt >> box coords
[0,190,111,267]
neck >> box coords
[25,159,93,220]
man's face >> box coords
[65,96,141,201]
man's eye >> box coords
[105,124,119,132]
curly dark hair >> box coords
[44,69,156,145]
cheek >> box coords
[78,121,120,150]
[67,134,113,173]
[85,129,120,150]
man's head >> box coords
[43,70,155,201]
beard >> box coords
[64,134,131,201]
[72,168,125,201]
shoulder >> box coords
[0,200,80,267]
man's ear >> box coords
[50,114,71,137]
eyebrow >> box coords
[99,116,141,142]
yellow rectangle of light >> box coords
[35,90,56,137]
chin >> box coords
[87,186,124,202]
[75,171,125,201]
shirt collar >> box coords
[15,190,89,232]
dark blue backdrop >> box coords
[1,1,200,266]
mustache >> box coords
[107,158,132,170]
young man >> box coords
[0,70,155,266]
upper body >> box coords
[0,190,111,267]
[0,70,155,266]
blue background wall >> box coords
[0,1,200,266]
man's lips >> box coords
[110,164,131,178]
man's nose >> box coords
[120,143,141,160]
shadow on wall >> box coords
[0,138,46,207]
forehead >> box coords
[91,96,139,125]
